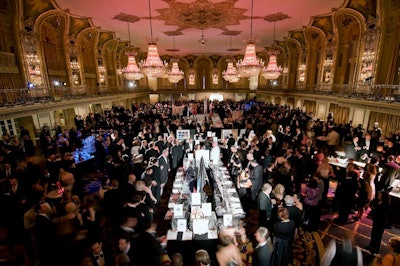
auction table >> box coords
[165,163,245,264]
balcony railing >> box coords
[0,83,399,107]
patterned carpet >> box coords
[244,209,322,266]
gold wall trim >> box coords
[48,70,67,76]
[83,73,97,78]
[0,67,19,74]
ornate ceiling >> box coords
[55,0,345,56]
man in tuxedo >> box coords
[118,234,137,266]
[257,183,273,228]
[361,133,376,159]
[253,227,273,266]
[250,160,264,203]
[184,138,195,154]
[34,201,55,266]
[158,148,170,196]
[90,239,114,266]
[144,142,160,165]
[351,136,363,160]
[170,139,183,170]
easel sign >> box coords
[191,192,201,206]
[173,204,184,218]
[223,214,233,227]
[177,219,187,232]
[202,203,212,217]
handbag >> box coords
[192,209,209,235]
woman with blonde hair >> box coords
[216,234,244,266]
[376,236,400,266]
[315,158,335,203]
[271,184,285,207]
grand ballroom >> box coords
[0,0,400,265]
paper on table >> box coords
[230,197,240,203]
[202,203,212,217]
[191,192,201,205]
[167,230,178,240]
[208,230,218,239]
[173,204,184,218]
[182,231,193,241]
[223,214,233,227]
[177,219,187,232]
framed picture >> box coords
[221,129,238,140]
[176,129,190,140]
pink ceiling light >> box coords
[223,36,239,83]
[262,17,285,80]
[140,0,166,78]
[223,60,240,83]
[123,50,144,80]
[262,49,282,80]
[237,0,263,78]
[167,58,184,83]
[120,20,144,81]
[166,35,184,84]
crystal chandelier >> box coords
[140,0,166,78]
[262,20,282,80]
[262,49,283,80]
[298,64,306,82]
[360,50,374,81]
[166,35,184,84]
[223,60,240,83]
[70,60,80,71]
[188,68,195,85]
[123,50,144,80]
[237,40,263,77]
[98,65,106,84]
[167,58,184,83]
[223,36,239,83]
[122,22,144,81]
[237,0,263,78]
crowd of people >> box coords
[0,99,399,266]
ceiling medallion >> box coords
[263,12,291,23]
[154,0,260,31]
[113,13,140,23]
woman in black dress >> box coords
[271,208,296,266]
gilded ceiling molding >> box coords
[346,0,377,20]
[34,10,69,38]
[24,0,55,22]
[311,15,334,35]
[288,30,306,46]
[333,8,367,36]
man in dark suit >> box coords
[351,136,363,160]
[170,139,183,170]
[144,142,160,165]
[253,226,273,266]
[184,138,195,154]
[89,239,114,266]
[257,183,273,228]
[158,148,170,196]
[34,201,55,266]
[118,234,137,266]
[250,160,263,203]
[361,133,376,159]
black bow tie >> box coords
[95,253,104,260]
